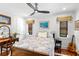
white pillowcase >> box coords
[38,31,48,38]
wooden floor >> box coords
[55,49,78,56]
[0,47,48,56]
[0,47,78,56]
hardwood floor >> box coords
[0,47,48,56]
[0,47,78,56]
[55,49,78,56]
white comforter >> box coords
[14,36,55,56]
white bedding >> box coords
[14,35,55,56]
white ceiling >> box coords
[38,3,79,13]
[0,3,79,17]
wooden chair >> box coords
[0,25,18,56]
[1,38,15,56]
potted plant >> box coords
[12,32,19,41]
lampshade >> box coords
[57,16,72,21]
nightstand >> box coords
[55,39,62,53]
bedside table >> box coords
[55,39,62,53]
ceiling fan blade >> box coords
[27,3,35,10]
[30,11,35,16]
[37,10,50,13]
[35,3,38,10]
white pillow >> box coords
[38,31,48,38]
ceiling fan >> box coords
[26,3,50,16]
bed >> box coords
[14,31,55,56]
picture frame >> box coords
[0,14,11,25]
[40,21,49,28]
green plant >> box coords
[13,33,17,38]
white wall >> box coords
[76,9,79,20]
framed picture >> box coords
[40,21,48,28]
[75,20,79,30]
[0,14,11,25]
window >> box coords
[28,24,32,35]
[60,21,68,37]
[26,19,34,35]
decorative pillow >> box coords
[37,31,48,38]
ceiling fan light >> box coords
[62,7,66,11]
